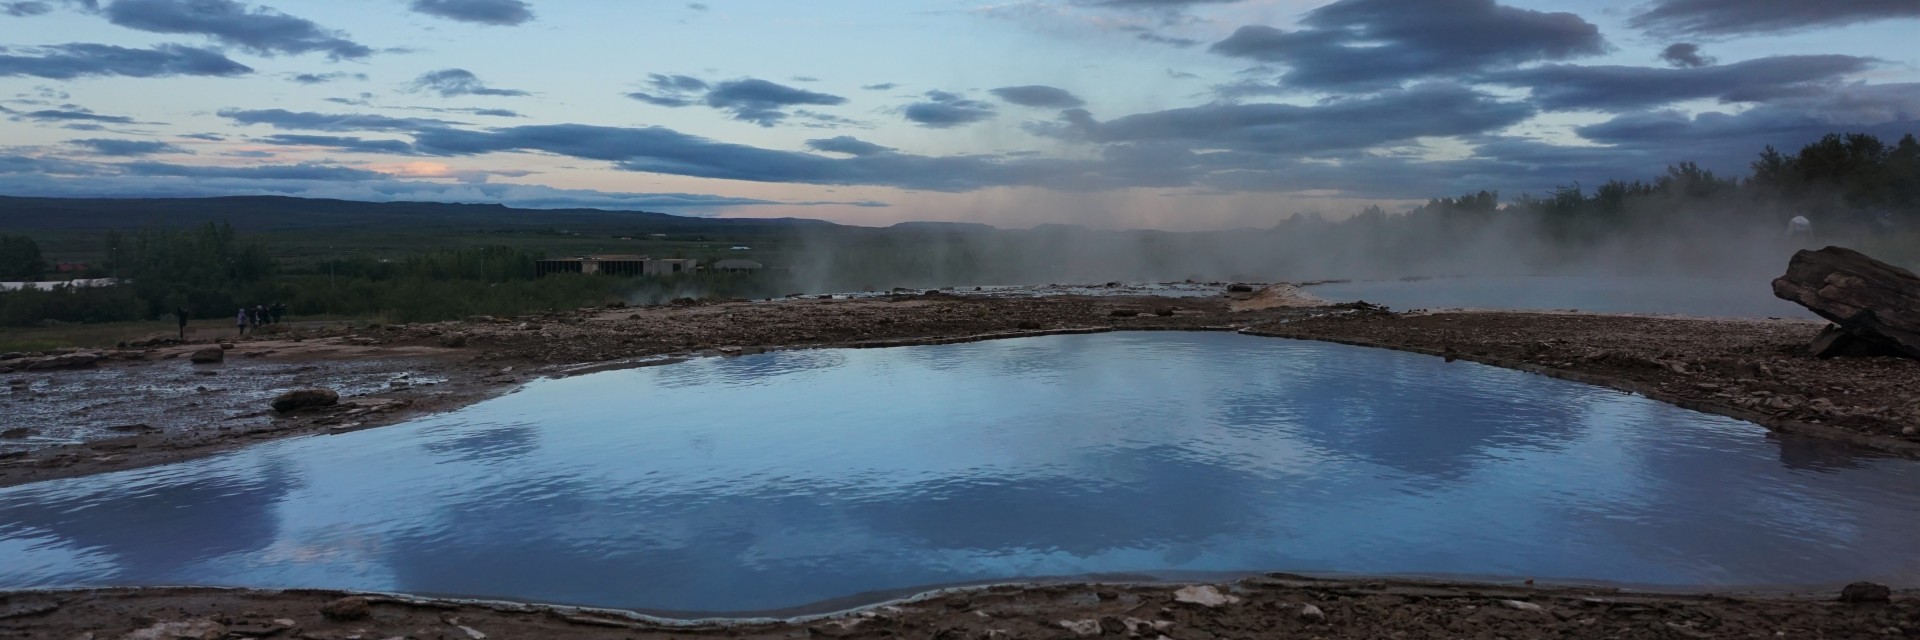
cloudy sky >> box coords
[1,0,1916,229]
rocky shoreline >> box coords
[1,575,1911,639]
[4,286,1920,636]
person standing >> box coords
[236,307,248,337]
[176,307,190,340]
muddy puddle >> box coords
[1306,275,1817,318]
[0,332,1915,615]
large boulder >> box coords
[1772,246,1920,359]
[188,348,224,364]
[271,388,339,413]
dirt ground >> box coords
[1,576,1912,639]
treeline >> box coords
[0,227,777,327]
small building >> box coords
[536,255,695,277]
[713,259,764,273]
[644,258,696,276]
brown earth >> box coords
[2,576,1914,639]
[1247,311,1920,457]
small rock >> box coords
[188,348,224,364]
[1110,309,1142,318]
[440,333,468,348]
[1501,599,1544,612]
[1903,426,1916,436]
[1172,585,1238,608]
[218,343,233,350]
[0,427,30,439]
[319,596,371,621]
[1839,581,1892,603]
[1298,603,1326,622]
[120,619,226,640]
[1057,619,1102,637]
[1227,284,1255,293]
[273,388,340,413]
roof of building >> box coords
[537,254,651,262]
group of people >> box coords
[234,303,287,336]
[171,303,290,339]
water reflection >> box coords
[0,333,1915,614]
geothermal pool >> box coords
[1307,276,1816,318]
[1,332,1915,614]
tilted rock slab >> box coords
[1772,246,1920,359]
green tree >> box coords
[0,235,49,280]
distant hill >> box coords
[0,195,851,234]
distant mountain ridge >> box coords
[0,195,851,233]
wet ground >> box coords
[1,576,1912,640]
[1306,275,1816,318]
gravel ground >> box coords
[2,576,1912,639]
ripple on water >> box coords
[0,332,1915,614]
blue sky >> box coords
[1,0,1916,229]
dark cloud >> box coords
[687,2,706,10]
[409,68,529,97]
[289,71,365,84]
[69,138,188,156]
[1077,0,1244,7]
[1660,43,1712,68]
[406,123,1097,191]
[0,43,251,79]
[13,107,136,123]
[903,90,996,128]
[702,78,847,126]
[1484,55,1875,112]
[1135,32,1200,47]
[118,160,382,180]
[179,132,223,141]
[1574,83,1920,150]
[806,136,892,156]
[408,0,533,26]
[258,134,416,154]
[861,82,897,91]
[217,108,460,132]
[103,0,372,60]
[625,73,709,107]
[469,108,519,117]
[991,85,1085,109]
[1210,0,1606,90]
[1629,0,1920,37]
[3,1,53,16]
[1036,83,1534,155]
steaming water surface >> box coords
[1308,276,1816,318]
[1,333,1915,614]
